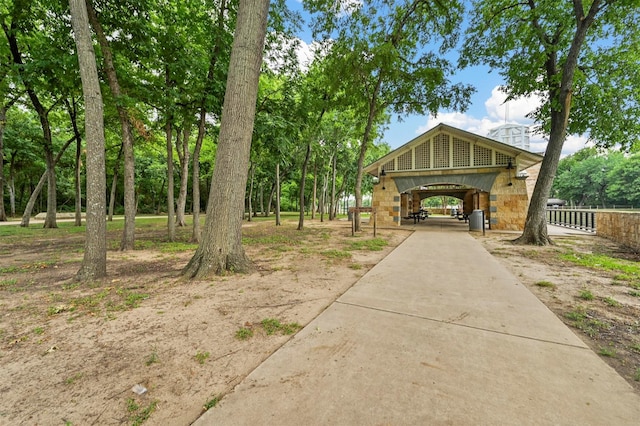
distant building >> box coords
[488,124,530,151]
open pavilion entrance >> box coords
[365,124,543,231]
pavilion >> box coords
[364,123,543,230]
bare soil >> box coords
[0,219,410,425]
[2,220,639,425]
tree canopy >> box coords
[461,0,640,245]
[3,0,640,278]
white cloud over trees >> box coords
[416,86,588,156]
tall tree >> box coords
[608,154,640,206]
[70,0,107,279]
[3,10,59,228]
[191,0,233,242]
[86,0,137,250]
[309,0,473,231]
[553,148,623,207]
[462,0,640,245]
[0,97,19,221]
[64,97,83,226]
[175,122,191,227]
[183,0,270,278]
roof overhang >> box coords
[393,173,499,193]
[364,123,543,177]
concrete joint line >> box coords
[336,300,588,351]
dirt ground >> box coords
[0,219,411,425]
[1,219,639,425]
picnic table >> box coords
[407,209,429,224]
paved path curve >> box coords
[195,218,640,425]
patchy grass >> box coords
[160,242,199,253]
[64,372,84,385]
[203,395,221,411]
[235,319,302,340]
[261,318,302,335]
[564,307,610,338]
[194,350,210,365]
[127,398,157,426]
[321,249,352,260]
[598,346,617,357]
[603,297,621,307]
[235,327,254,340]
[561,252,640,279]
[0,261,58,275]
[145,351,159,366]
[535,280,556,289]
[578,289,594,300]
[45,287,149,319]
[347,237,388,251]
[0,278,19,291]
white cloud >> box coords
[295,38,315,70]
[417,112,496,137]
[484,87,542,123]
[264,36,321,73]
[413,86,589,156]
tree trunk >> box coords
[329,152,336,220]
[175,124,191,227]
[70,0,107,280]
[65,98,83,226]
[166,120,176,242]
[247,163,254,221]
[354,77,383,232]
[74,117,82,227]
[311,162,317,219]
[86,0,136,249]
[120,116,136,250]
[266,183,274,218]
[108,145,123,221]
[514,108,566,246]
[42,151,57,228]
[20,136,75,227]
[320,168,329,222]
[0,104,8,221]
[108,166,118,221]
[275,162,281,226]
[9,152,17,216]
[183,0,270,278]
[515,3,597,245]
[191,108,205,242]
[297,141,311,230]
[191,0,228,243]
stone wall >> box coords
[489,171,529,231]
[372,180,401,226]
[597,212,640,251]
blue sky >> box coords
[285,0,588,157]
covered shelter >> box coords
[365,124,543,230]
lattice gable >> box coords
[379,131,514,173]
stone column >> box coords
[489,170,530,230]
[372,179,401,226]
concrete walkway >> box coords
[194,218,640,425]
